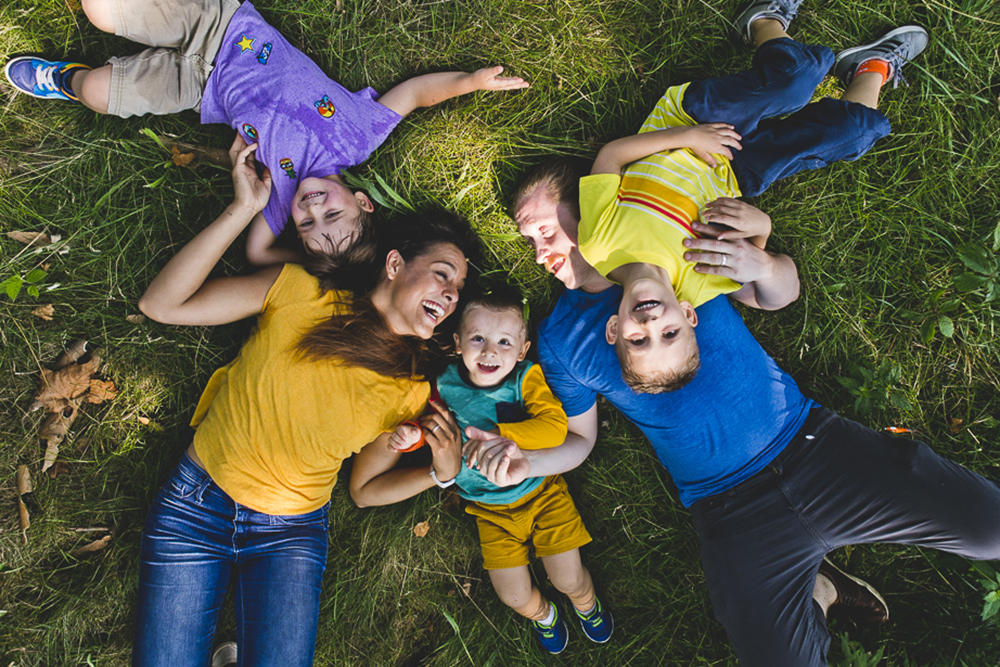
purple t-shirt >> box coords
[201,2,403,236]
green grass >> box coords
[2,0,1000,664]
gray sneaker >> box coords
[734,0,805,45]
[211,642,237,667]
[834,25,929,89]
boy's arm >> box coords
[496,364,569,450]
[246,213,305,267]
[591,123,743,176]
[377,66,528,118]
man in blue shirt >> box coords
[463,156,1000,667]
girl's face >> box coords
[290,176,373,253]
[380,243,468,339]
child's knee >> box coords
[82,0,116,33]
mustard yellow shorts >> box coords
[465,475,591,570]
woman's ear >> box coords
[385,249,404,281]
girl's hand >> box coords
[422,401,462,482]
[683,124,742,168]
[229,134,272,214]
[469,66,530,92]
[695,198,771,248]
[387,423,424,452]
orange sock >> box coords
[855,58,892,86]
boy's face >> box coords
[291,176,374,253]
[516,188,592,290]
[605,279,699,381]
[454,305,530,388]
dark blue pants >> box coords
[691,408,1000,667]
[132,454,330,667]
[682,38,892,197]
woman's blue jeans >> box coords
[132,454,329,667]
[682,38,893,197]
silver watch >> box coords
[429,465,456,488]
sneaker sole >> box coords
[822,557,889,622]
[580,622,614,644]
[834,25,928,67]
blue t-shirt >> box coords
[537,287,815,507]
[201,2,403,237]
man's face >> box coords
[515,188,593,290]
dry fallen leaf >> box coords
[65,0,82,11]
[7,231,50,247]
[31,304,54,321]
[52,339,88,371]
[413,520,430,538]
[33,355,101,410]
[88,378,118,404]
[460,581,472,598]
[71,534,111,557]
[949,418,964,434]
[171,144,196,167]
[137,416,150,425]
[16,466,32,544]
[47,461,70,479]
[126,314,146,324]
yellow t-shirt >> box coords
[578,82,742,307]
[191,264,430,515]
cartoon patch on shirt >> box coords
[314,95,335,118]
[279,158,297,180]
[242,123,258,141]
[236,34,255,54]
[257,43,272,65]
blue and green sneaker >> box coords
[532,603,569,654]
[575,596,614,643]
[4,57,91,102]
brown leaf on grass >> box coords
[71,534,111,557]
[7,231,51,247]
[47,461,70,479]
[31,304,54,321]
[171,144,196,167]
[126,314,146,324]
[949,418,964,434]
[33,355,101,410]
[65,0,82,11]
[88,378,118,404]
[52,339,88,371]
[460,581,472,598]
[137,416,150,425]
[413,520,430,538]
[16,466,31,544]
[160,136,231,168]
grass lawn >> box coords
[2,0,1000,665]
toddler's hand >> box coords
[388,422,424,452]
[685,123,742,168]
[229,134,272,213]
[695,198,771,247]
[470,66,530,92]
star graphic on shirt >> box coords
[236,35,255,53]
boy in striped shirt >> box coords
[572,2,927,393]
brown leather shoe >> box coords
[818,558,889,625]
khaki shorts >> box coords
[465,475,592,570]
[107,0,240,117]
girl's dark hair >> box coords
[298,208,481,378]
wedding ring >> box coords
[432,424,441,433]
[720,255,727,267]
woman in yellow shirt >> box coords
[134,136,478,667]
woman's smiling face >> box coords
[379,242,468,339]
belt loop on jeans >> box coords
[193,476,212,504]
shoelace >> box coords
[878,40,911,89]
[34,63,61,92]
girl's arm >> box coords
[378,66,528,118]
[350,403,463,507]
[246,213,304,267]
[139,136,281,325]
[591,124,743,175]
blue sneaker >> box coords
[734,0,805,45]
[834,25,929,89]
[574,597,614,643]
[532,603,569,654]
[4,57,91,102]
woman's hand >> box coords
[422,401,462,482]
[229,134,272,214]
[695,198,771,248]
[683,124,742,168]
[463,426,531,487]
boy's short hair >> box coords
[459,283,528,341]
[617,336,701,394]
[511,157,590,220]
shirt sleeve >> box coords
[536,322,597,418]
[497,364,568,450]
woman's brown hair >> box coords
[298,208,482,379]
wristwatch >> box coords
[429,465,456,488]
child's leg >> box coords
[540,548,595,613]
[680,33,834,138]
[487,566,552,621]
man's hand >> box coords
[229,134,272,214]
[696,198,771,248]
[468,66,530,92]
[682,124,742,168]
[463,426,531,487]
